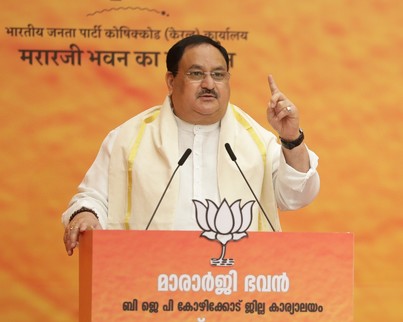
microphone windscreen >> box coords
[225,143,237,161]
[178,148,192,166]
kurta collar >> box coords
[174,115,220,133]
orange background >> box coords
[0,1,402,321]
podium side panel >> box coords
[79,230,94,322]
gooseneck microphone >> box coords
[224,143,276,232]
[177,148,192,166]
[145,148,192,230]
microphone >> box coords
[224,143,276,232]
[178,148,192,166]
[145,148,192,230]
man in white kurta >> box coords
[62,35,320,256]
[62,97,319,229]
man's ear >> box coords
[165,72,174,95]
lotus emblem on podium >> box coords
[193,199,254,267]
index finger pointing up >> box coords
[268,74,279,95]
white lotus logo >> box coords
[193,199,254,266]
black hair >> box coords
[166,35,229,76]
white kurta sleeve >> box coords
[272,144,320,210]
[61,128,120,228]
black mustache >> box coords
[197,89,218,98]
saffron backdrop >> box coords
[0,0,402,321]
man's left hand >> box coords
[266,74,300,141]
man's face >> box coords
[166,43,230,125]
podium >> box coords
[79,230,353,321]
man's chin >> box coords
[193,106,226,123]
[195,104,219,115]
